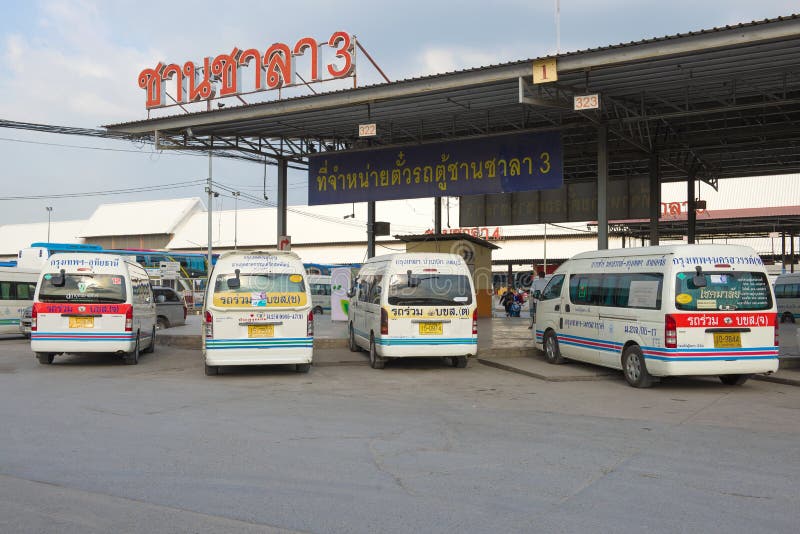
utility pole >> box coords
[233,191,240,250]
[46,206,53,243]
[205,138,214,274]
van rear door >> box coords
[671,270,775,358]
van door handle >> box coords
[559,317,563,329]
[565,304,571,313]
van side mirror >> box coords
[50,269,66,287]
[227,268,241,289]
[534,290,542,300]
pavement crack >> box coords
[367,437,417,497]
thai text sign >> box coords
[308,131,562,205]
[138,31,355,109]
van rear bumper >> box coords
[645,356,779,377]
[204,337,313,366]
[31,335,135,354]
[375,338,477,358]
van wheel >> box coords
[348,324,360,352]
[719,374,750,386]
[204,364,219,376]
[452,356,468,368]
[622,345,652,388]
[36,352,54,365]
[313,306,323,316]
[156,317,169,330]
[369,334,385,369]
[544,331,565,364]
[124,334,140,365]
[142,326,156,354]
[781,312,795,324]
[296,363,311,373]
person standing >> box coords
[528,271,548,329]
[500,286,516,317]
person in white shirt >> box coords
[528,271,548,329]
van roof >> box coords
[215,250,302,262]
[569,244,759,260]
[365,252,466,263]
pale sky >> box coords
[0,0,796,225]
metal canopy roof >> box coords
[603,206,800,240]
[106,15,800,189]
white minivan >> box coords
[203,251,313,375]
[308,274,332,316]
[774,272,800,323]
[534,244,778,387]
[0,266,38,336]
[348,253,477,369]
[31,253,157,365]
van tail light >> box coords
[307,311,314,336]
[381,308,389,336]
[472,309,478,335]
[31,305,38,331]
[204,310,213,338]
[774,323,779,347]
[665,314,677,348]
[124,306,133,332]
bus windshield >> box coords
[674,271,772,311]
[388,274,472,305]
[39,273,127,304]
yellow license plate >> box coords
[419,322,443,335]
[69,316,94,329]
[714,332,741,348]
[248,324,274,338]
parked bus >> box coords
[534,244,778,388]
[0,266,38,335]
[774,272,800,323]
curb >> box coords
[157,335,350,351]
[477,358,617,382]
[752,374,800,387]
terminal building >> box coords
[1,175,799,283]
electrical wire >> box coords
[0,179,207,201]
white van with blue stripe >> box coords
[348,253,477,369]
[203,251,313,376]
[534,244,778,387]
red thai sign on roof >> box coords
[138,31,355,109]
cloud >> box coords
[414,46,505,78]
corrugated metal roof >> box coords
[79,198,203,238]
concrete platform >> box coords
[156,313,800,385]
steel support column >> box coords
[367,201,376,258]
[597,125,608,250]
[782,231,787,272]
[434,197,442,234]
[277,158,288,244]
[687,175,696,244]
[649,152,660,246]
[791,233,795,273]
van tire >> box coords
[124,334,140,365]
[156,317,169,330]
[142,326,156,354]
[544,331,565,364]
[296,363,311,373]
[719,374,750,386]
[622,345,652,388]
[349,324,360,352]
[453,356,468,368]
[369,335,385,369]
[204,364,219,376]
[781,312,795,324]
[313,306,323,316]
[36,352,54,365]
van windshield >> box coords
[38,273,127,304]
[674,271,772,311]
[387,274,472,305]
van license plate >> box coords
[713,332,741,348]
[69,316,93,328]
[419,322,443,335]
[248,324,274,338]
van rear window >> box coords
[212,273,307,308]
[674,271,772,311]
[388,274,472,306]
[39,273,127,304]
